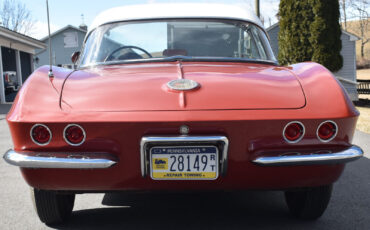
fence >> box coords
[357,80,370,95]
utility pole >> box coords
[255,0,260,18]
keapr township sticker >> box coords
[153,158,168,170]
[167,79,200,91]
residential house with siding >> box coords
[35,25,87,69]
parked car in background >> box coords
[3,3,363,225]
[3,71,18,93]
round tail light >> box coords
[64,124,86,146]
[283,121,305,143]
[31,124,52,146]
[317,121,337,142]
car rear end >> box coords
[5,108,361,191]
[2,5,364,223]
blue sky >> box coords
[16,0,279,39]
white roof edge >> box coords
[0,27,46,49]
[40,25,87,41]
[89,3,263,33]
[266,22,279,31]
[337,77,358,85]
[341,30,360,41]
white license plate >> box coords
[150,146,219,180]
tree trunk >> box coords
[342,0,347,30]
[361,42,365,58]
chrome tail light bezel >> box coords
[30,124,52,146]
[283,121,305,144]
[317,120,338,143]
[63,124,86,146]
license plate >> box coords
[150,146,219,180]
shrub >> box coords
[278,0,314,66]
[278,0,343,72]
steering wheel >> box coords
[104,46,153,62]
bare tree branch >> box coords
[0,0,35,35]
[350,0,369,58]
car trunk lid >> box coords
[61,62,306,111]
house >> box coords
[267,23,360,101]
[0,26,46,104]
[35,24,87,69]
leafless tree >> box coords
[0,0,35,35]
[351,0,370,58]
[340,0,350,30]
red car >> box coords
[3,3,363,225]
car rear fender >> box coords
[7,66,74,122]
[286,62,358,118]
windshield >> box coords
[80,19,276,67]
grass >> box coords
[356,106,370,134]
[357,69,370,80]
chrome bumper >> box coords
[3,150,117,169]
[253,145,363,166]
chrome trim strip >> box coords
[253,145,363,166]
[30,124,52,146]
[63,124,86,146]
[317,120,338,143]
[3,150,117,169]
[282,121,305,144]
[140,136,229,177]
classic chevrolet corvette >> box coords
[3,3,364,224]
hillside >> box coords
[344,19,370,62]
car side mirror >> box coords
[71,51,80,64]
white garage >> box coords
[0,26,46,104]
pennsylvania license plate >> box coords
[150,146,219,180]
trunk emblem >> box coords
[180,125,190,135]
[167,79,200,91]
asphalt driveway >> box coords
[0,109,369,229]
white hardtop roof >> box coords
[89,3,263,33]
